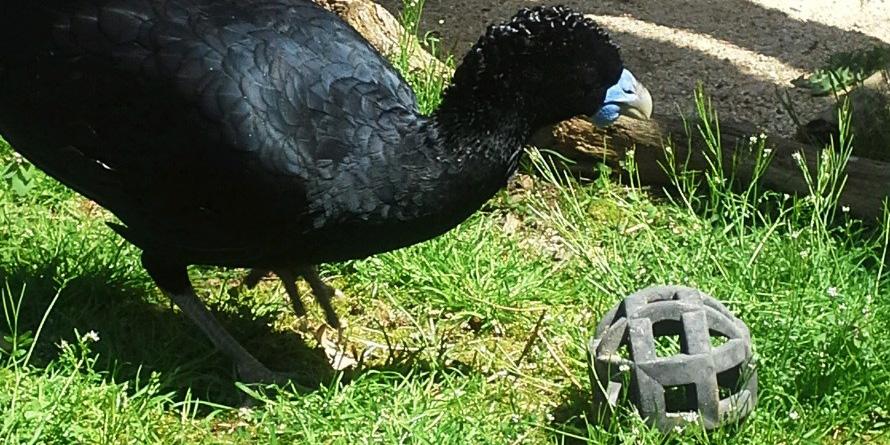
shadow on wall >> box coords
[376,0,889,134]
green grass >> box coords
[392,0,454,114]
[2,3,890,443]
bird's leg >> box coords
[297,265,341,329]
[141,254,277,383]
[273,269,307,317]
[167,288,278,383]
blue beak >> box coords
[592,69,653,127]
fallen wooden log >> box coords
[318,0,890,221]
[798,70,890,162]
[314,0,449,75]
[531,114,890,221]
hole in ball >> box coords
[664,383,698,413]
[710,331,729,348]
[652,320,683,357]
[654,334,682,357]
[717,362,753,401]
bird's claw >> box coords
[243,268,270,289]
[240,267,343,328]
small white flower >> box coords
[438,19,445,25]
[626,149,635,158]
[237,407,253,420]
[842,206,850,213]
[789,410,800,420]
[749,136,758,144]
[57,339,70,350]
[827,287,839,298]
[759,132,767,140]
[619,364,630,372]
[664,145,673,154]
[82,330,100,343]
[680,412,700,423]
[674,425,684,434]
[791,152,803,163]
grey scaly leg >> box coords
[142,254,277,383]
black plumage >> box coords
[0,1,643,380]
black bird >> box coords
[0,1,652,381]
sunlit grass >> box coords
[1,3,890,443]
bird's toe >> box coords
[236,361,279,384]
[324,310,341,329]
[243,269,270,289]
[236,362,312,388]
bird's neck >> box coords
[395,103,530,229]
[433,103,530,180]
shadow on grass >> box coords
[1,255,484,409]
[0,259,337,407]
[548,385,600,444]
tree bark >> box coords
[314,0,449,75]
[317,0,890,222]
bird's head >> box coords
[591,68,653,126]
[443,6,652,129]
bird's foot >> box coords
[321,305,341,329]
[274,269,308,318]
[242,266,343,329]
[298,266,342,329]
[312,284,341,329]
[243,269,270,289]
[236,360,281,384]
[235,361,309,387]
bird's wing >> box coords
[0,0,419,262]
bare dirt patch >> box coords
[377,0,890,136]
